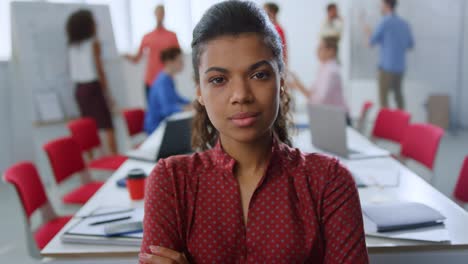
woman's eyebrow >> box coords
[204,67,228,74]
[248,60,273,72]
[204,60,273,75]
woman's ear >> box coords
[279,77,285,96]
[196,85,205,105]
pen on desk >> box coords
[75,208,135,219]
[89,216,131,226]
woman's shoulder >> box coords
[281,144,354,186]
[149,149,218,181]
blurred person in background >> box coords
[144,47,191,134]
[125,5,180,102]
[264,2,288,63]
[364,0,414,109]
[66,9,117,154]
[288,37,350,125]
[320,3,343,42]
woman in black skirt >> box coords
[66,9,117,154]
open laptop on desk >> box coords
[307,104,389,160]
[126,111,194,162]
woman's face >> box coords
[196,33,282,144]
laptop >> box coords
[306,104,388,160]
[126,111,194,162]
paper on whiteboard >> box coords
[35,91,64,122]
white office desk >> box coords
[293,128,468,263]
[41,160,156,263]
[41,128,468,263]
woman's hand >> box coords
[139,246,189,264]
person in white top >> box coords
[320,3,343,41]
[66,9,117,154]
[287,37,350,125]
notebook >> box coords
[363,202,446,233]
[61,207,144,246]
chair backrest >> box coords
[43,137,87,184]
[122,108,145,137]
[3,162,48,218]
[360,101,374,118]
[3,162,47,259]
[372,108,411,143]
[400,123,444,170]
[454,156,468,203]
[67,118,101,153]
[357,101,374,133]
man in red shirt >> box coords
[264,2,287,63]
[125,5,180,100]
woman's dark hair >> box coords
[66,9,95,45]
[191,0,291,150]
[327,3,337,12]
[160,47,182,63]
[264,2,280,15]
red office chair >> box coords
[454,156,468,203]
[43,137,104,204]
[3,162,73,256]
[356,101,374,134]
[67,118,127,171]
[400,123,444,171]
[122,108,145,137]
[371,108,411,144]
[122,108,146,148]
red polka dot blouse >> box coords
[140,139,369,263]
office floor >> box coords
[1,120,467,263]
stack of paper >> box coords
[363,202,450,243]
[61,207,144,246]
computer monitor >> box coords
[126,111,194,162]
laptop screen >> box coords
[157,115,193,159]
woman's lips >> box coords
[229,112,260,127]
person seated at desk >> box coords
[288,37,351,125]
[144,47,191,134]
[139,1,368,263]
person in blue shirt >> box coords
[365,0,414,109]
[144,47,191,134]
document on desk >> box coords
[364,215,450,243]
[346,159,400,187]
[362,202,450,243]
[61,207,144,246]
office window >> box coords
[0,0,229,58]
[0,0,13,59]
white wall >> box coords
[0,61,13,172]
[460,1,468,127]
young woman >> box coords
[66,9,117,154]
[144,47,191,134]
[139,1,368,263]
[288,37,351,125]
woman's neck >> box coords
[220,132,273,175]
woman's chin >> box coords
[221,128,272,145]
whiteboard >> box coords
[10,2,124,122]
[350,0,463,84]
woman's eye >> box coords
[252,71,270,80]
[209,76,226,85]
